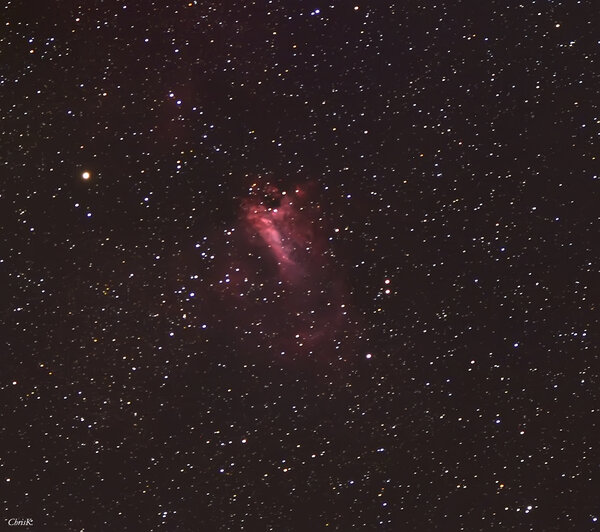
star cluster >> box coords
[1,0,597,530]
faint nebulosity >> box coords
[1,0,597,530]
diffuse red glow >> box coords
[241,184,316,283]
[227,180,347,357]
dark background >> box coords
[1,0,597,530]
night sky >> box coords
[1,0,598,530]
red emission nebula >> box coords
[212,181,349,359]
[241,183,321,284]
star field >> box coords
[1,0,598,530]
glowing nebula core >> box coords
[209,180,348,359]
[241,184,319,284]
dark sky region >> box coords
[1,1,598,530]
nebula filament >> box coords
[203,180,348,358]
